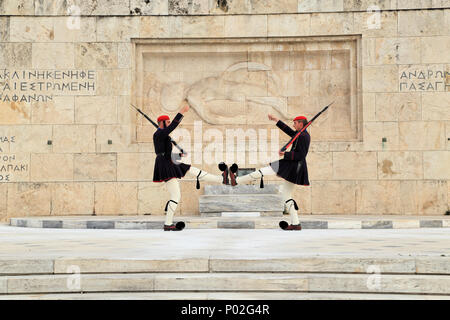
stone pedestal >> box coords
[199,184,283,217]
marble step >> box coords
[3,292,450,300]
[199,194,284,213]
[204,184,281,195]
[201,211,282,217]
[221,212,261,217]
[1,273,449,295]
[2,256,449,275]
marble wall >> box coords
[0,1,449,220]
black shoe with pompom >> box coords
[218,162,229,185]
[229,163,238,186]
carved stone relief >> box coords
[134,38,360,141]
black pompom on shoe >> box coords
[218,162,228,172]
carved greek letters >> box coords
[0,69,96,102]
[399,67,447,92]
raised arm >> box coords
[276,120,296,137]
[268,114,296,137]
[161,103,190,135]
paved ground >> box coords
[1,224,449,260]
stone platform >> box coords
[199,185,283,216]
[0,226,449,299]
[9,215,450,230]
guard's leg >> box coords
[280,180,294,214]
[186,166,223,184]
[235,166,276,185]
[281,180,300,226]
[164,178,181,227]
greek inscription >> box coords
[0,69,96,102]
[0,136,15,143]
[0,136,14,154]
[399,67,447,92]
[0,146,29,182]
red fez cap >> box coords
[294,116,307,122]
[157,115,170,122]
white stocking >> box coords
[281,180,300,225]
[236,168,300,225]
[235,166,276,185]
[186,166,223,183]
[164,178,181,225]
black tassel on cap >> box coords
[196,171,202,190]
[259,170,264,188]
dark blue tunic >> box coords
[153,113,191,182]
[269,120,310,186]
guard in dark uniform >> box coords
[153,113,191,183]
[230,114,310,230]
[270,115,310,187]
[153,104,225,231]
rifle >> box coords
[130,104,187,155]
[280,101,334,152]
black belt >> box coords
[157,152,166,157]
